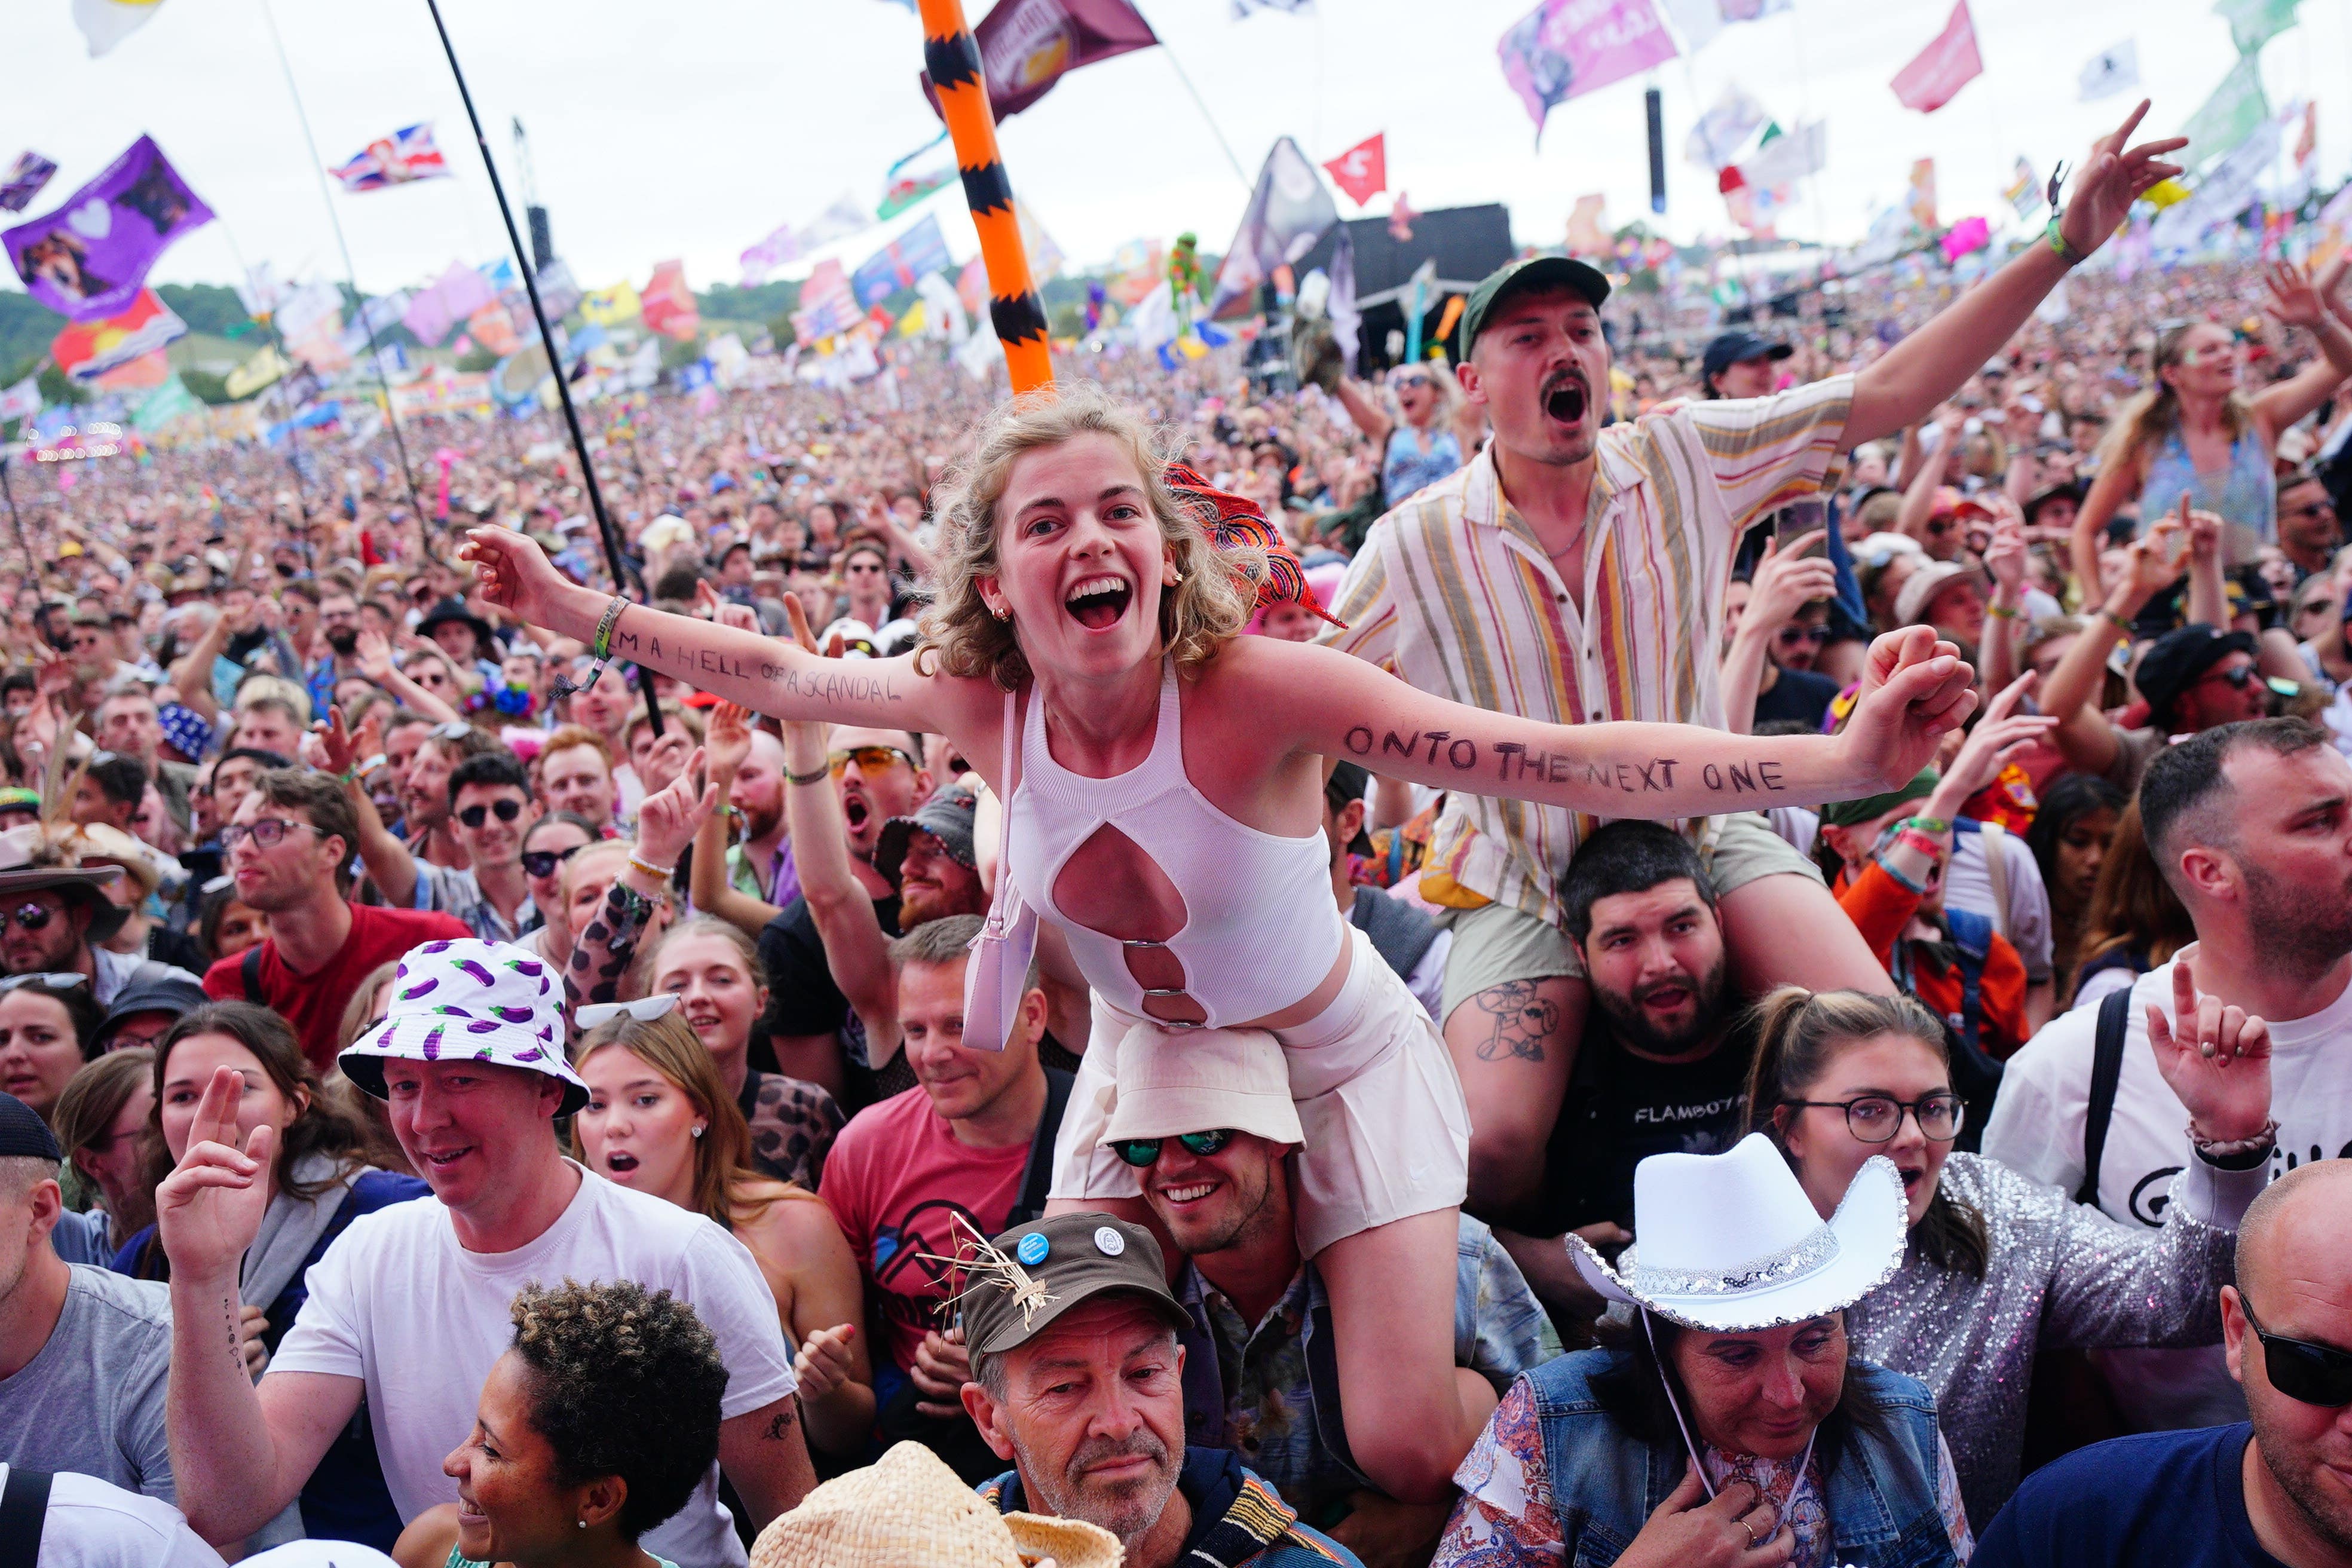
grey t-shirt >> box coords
[0,1266,174,1500]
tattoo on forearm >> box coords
[610,626,901,703]
[763,1407,799,1440]
[222,1296,240,1370]
[1473,981,1558,1063]
[1342,725,1785,795]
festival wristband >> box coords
[2044,218,2088,268]
[1987,603,2020,620]
[2189,1118,2277,1169]
[2096,605,2131,630]
[592,596,629,660]
[1893,828,1944,859]
[627,854,675,881]
[1903,816,1951,835]
[786,764,830,786]
[1873,852,1932,896]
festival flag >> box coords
[402,261,495,345]
[2142,178,2191,209]
[1659,0,1788,51]
[2182,54,2270,171]
[1017,200,1065,280]
[0,376,39,424]
[2154,114,2283,249]
[0,151,58,214]
[919,0,1160,123]
[73,0,167,56]
[528,259,582,323]
[50,288,185,381]
[1497,0,1679,143]
[329,125,451,192]
[1566,194,1610,256]
[639,262,702,341]
[1941,216,1991,261]
[272,281,343,348]
[338,290,412,357]
[2004,157,2039,216]
[792,258,858,342]
[1685,84,1766,170]
[1321,134,1386,206]
[851,215,954,308]
[578,280,641,328]
[235,261,282,319]
[1388,191,1418,241]
[1891,1,1982,113]
[915,270,969,342]
[464,302,520,357]
[1907,158,1938,231]
[956,253,991,317]
[1211,137,1338,313]
[131,371,198,431]
[739,195,873,286]
[4,135,213,321]
[1739,120,1826,189]
[2078,40,2138,102]
[2214,0,2299,54]
[224,344,292,400]
[877,165,954,220]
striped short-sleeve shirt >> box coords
[1321,375,1855,929]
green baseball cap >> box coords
[1459,255,1613,360]
[957,1212,1189,1372]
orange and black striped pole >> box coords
[918,0,1052,393]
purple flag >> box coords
[1497,0,1679,144]
[3,136,214,321]
[0,151,58,214]
[402,260,497,347]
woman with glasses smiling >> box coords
[1743,982,2279,1524]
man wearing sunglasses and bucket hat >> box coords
[1434,1135,1971,1567]
[158,936,816,1562]
[1974,1159,2352,1566]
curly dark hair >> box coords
[507,1279,729,1541]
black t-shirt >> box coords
[1544,1012,1756,1233]
[1751,666,1842,733]
[1973,1424,2284,1567]
[758,893,902,1041]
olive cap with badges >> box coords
[957,1212,1189,1372]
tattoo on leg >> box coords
[1472,981,1558,1062]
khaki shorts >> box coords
[1437,811,1823,1021]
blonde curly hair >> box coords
[916,381,1261,691]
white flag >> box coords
[1686,84,1769,170]
[1740,121,1827,190]
[2078,40,2139,103]
[0,376,40,423]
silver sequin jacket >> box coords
[1845,1149,2262,1530]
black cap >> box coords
[1325,762,1376,857]
[875,782,979,891]
[0,1091,62,1162]
[2134,625,2257,728]
[958,1213,1189,1375]
[97,970,212,1046]
[1459,256,1612,360]
[1702,330,1793,381]
[2023,479,2087,523]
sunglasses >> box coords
[520,843,586,878]
[458,798,526,829]
[2197,664,2257,691]
[2242,1296,2352,1407]
[1111,1128,1235,1168]
[222,819,324,850]
[0,970,86,991]
[829,745,914,776]
[1775,625,1832,648]
[576,993,681,1030]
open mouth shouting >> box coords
[841,789,871,835]
[602,1148,641,1177]
[1543,371,1591,428]
[1065,574,1134,632]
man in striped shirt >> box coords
[1322,106,2182,1244]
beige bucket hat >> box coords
[749,1441,1122,1568]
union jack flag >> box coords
[329,125,450,193]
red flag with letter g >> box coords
[1322,134,1386,206]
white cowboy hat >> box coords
[1569,1133,1906,1332]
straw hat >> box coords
[749,1442,1121,1568]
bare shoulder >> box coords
[392,1502,466,1568]
[734,1183,849,1253]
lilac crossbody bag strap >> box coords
[962,686,1038,1051]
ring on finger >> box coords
[1740,1518,1760,1549]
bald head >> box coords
[2237,1159,2352,1300]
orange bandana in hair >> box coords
[1162,460,1346,629]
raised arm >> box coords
[1262,626,1976,819]
[780,717,898,1052]
[1720,530,1836,735]
[316,707,420,908]
[353,629,463,725]
[1333,376,1397,449]
[1845,104,2185,448]
[2250,260,2352,441]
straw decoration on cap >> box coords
[924,1212,1058,1336]
[749,1440,1121,1568]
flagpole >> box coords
[1129,5,1251,188]
[253,0,433,532]
[419,0,663,737]
[0,455,30,579]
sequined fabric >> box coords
[1845,1152,2235,1526]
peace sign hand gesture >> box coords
[2057,101,2188,260]
[155,1065,274,1287]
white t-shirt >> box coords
[270,1161,794,1568]
[0,1464,223,1568]
[1983,954,2352,1431]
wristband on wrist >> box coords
[1904,815,1952,835]
[786,763,830,786]
[2097,604,2131,630]
[1873,852,1933,896]
[1893,828,1945,859]
[2045,217,2088,268]
[627,853,675,881]
[2188,1117,2277,1168]
[1987,603,2020,620]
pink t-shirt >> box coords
[818,1087,1029,1374]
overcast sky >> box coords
[8,0,2350,304]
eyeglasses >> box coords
[457,798,526,829]
[1391,373,1433,390]
[0,970,85,991]
[1775,626,1832,648]
[2241,1296,2352,1407]
[1111,1128,1235,1168]
[844,559,886,575]
[576,993,681,1030]
[1787,1093,1964,1144]
[2197,664,2257,691]
[829,745,914,777]
[520,843,586,878]
[2282,502,2337,520]
[221,819,324,850]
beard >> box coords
[2241,859,2352,974]
[325,626,360,656]
[1591,954,1729,1058]
[1015,1425,1177,1547]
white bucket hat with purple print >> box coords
[339,937,589,1116]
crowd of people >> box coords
[3,105,2351,1568]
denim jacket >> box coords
[1524,1351,1961,1568]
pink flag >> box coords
[1497,0,1679,142]
[1891,1,1983,114]
[1321,134,1386,206]
[1940,216,1990,261]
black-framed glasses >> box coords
[458,798,526,829]
[1111,1129,1235,1168]
[0,970,85,992]
[1787,1093,1964,1144]
[1775,626,1832,647]
[222,819,324,851]
[520,843,586,878]
[829,745,914,777]
[2242,1296,2352,1407]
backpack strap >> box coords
[1006,1067,1076,1229]
[2079,987,2135,1209]
[1978,820,2012,942]
[0,1465,53,1567]
[241,944,266,1004]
